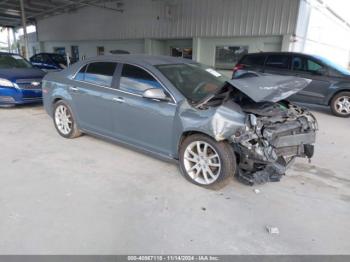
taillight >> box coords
[233,64,244,74]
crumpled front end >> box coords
[230,102,318,185]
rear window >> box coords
[265,55,290,69]
[240,55,266,66]
[74,62,117,87]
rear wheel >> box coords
[53,100,81,138]
[330,92,350,117]
[179,134,236,188]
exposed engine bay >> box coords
[191,78,318,185]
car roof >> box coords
[82,54,196,66]
[32,52,64,56]
[243,52,315,57]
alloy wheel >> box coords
[334,95,350,115]
[183,141,221,185]
[55,105,73,135]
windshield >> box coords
[0,54,33,69]
[50,54,67,65]
[156,63,229,102]
[315,55,350,76]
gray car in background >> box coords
[42,55,317,187]
[233,52,350,117]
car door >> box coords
[288,55,331,104]
[111,63,177,156]
[69,61,118,137]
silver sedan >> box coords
[42,55,317,188]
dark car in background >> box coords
[30,53,70,71]
[233,52,350,117]
[0,52,45,106]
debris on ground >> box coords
[253,189,260,194]
[266,226,280,234]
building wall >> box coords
[37,0,300,41]
[293,0,350,67]
[42,39,145,59]
[195,36,282,67]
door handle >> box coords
[113,97,125,103]
[69,86,79,92]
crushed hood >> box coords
[227,75,311,103]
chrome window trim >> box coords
[72,79,176,106]
[71,61,177,105]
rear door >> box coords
[70,61,118,136]
[288,55,331,104]
[110,63,177,156]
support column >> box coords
[19,0,29,59]
[7,27,11,52]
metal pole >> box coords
[19,0,29,59]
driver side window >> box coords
[119,64,162,95]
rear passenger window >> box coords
[84,62,117,87]
[120,64,162,95]
[241,55,266,66]
[265,55,290,69]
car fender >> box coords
[48,84,75,117]
[325,82,350,105]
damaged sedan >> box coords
[42,55,317,187]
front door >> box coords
[69,61,118,136]
[288,55,331,104]
[111,63,177,156]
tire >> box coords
[179,134,236,189]
[330,91,350,117]
[53,100,82,139]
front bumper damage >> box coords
[231,103,317,185]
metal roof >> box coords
[0,0,123,27]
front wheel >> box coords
[53,100,82,138]
[330,92,350,117]
[179,134,236,188]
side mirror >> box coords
[142,88,170,101]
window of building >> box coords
[97,46,105,56]
[265,55,290,69]
[53,47,66,55]
[120,64,162,95]
[215,46,248,69]
[80,62,117,87]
